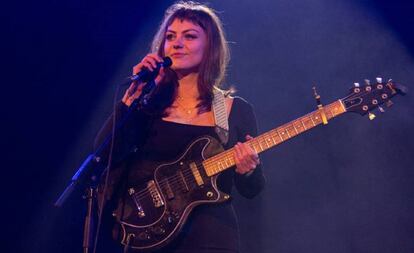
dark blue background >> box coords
[2,1,413,252]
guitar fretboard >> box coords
[203,100,346,177]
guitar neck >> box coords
[203,100,346,177]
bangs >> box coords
[166,8,212,31]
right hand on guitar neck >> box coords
[122,53,166,107]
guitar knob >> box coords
[151,226,166,235]
[376,77,383,83]
[167,215,174,223]
[138,231,151,240]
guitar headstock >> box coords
[342,78,407,117]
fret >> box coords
[260,137,270,149]
[275,130,283,141]
[300,119,307,130]
[250,141,259,153]
[303,117,313,129]
[218,161,224,171]
[203,100,347,177]
[257,140,264,151]
[271,130,281,143]
[224,156,230,167]
[286,125,297,137]
[326,108,335,119]
[312,113,322,125]
[265,133,275,146]
[227,155,235,166]
[270,132,278,144]
[294,120,304,133]
[309,115,316,126]
[285,127,291,138]
[331,106,338,117]
[279,129,288,140]
[214,163,219,173]
[332,105,340,116]
[262,133,274,150]
[292,123,299,134]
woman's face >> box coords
[164,19,207,74]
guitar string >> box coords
[130,109,328,201]
[128,89,377,200]
[129,159,208,198]
[129,147,238,200]
[130,144,244,200]
[130,109,327,200]
[128,147,237,200]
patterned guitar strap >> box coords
[212,89,229,145]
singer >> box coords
[95,1,265,253]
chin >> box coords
[172,64,198,73]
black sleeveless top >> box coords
[95,97,265,253]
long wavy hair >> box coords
[145,1,230,116]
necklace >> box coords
[176,96,198,114]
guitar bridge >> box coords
[147,180,164,208]
[129,188,146,218]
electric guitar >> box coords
[115,79,406,251]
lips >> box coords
[171,53,187,58]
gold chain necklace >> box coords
[175,96,198,115]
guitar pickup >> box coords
[147,180,164,208]
[190,162,204,186]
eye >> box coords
[165,33,175,41]
[185,34,197,40]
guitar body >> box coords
[117,135,229,251]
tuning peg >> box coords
[354,82,360,87]
[364,79,370,85]
[376,77,383,83]
[378,106,385,113]
[368,112,376,120]
[386,100,393,107]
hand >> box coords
[234,135,260,175]
[122,54,166,107]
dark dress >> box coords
[95,96,265,253]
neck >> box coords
[176,72,199,100]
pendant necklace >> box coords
[176,96,198,119]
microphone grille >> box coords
[163,57,173,68]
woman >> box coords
[95,2,265,252]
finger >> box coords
[239,143,259,169]
[234,143,245,173]
[246,134,253,140]
[148,53,164,63]
[241,141,259,161]
[142,61,154,71]
[144,56,159,69]
[132,63,144,75]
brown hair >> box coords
[147,1,230,115]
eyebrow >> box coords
[166,29,200,34]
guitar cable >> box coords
[92,82,123,253]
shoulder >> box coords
[229,95,255,114]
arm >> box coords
[233,98,266,199]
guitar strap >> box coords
[212,88,229,145]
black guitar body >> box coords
[117,135,229,251]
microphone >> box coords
[128,57,172,83]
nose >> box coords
[172,36,184,49]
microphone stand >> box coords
[54,79,157,253]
